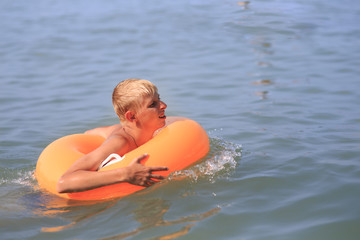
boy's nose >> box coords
[160,101,167,109]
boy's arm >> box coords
[56,135,168,193]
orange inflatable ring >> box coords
[36,118,209,201]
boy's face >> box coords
[135,92,167,131]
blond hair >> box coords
[112,79,158,121]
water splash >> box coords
[0,167,36,187]
[170,137,242,183]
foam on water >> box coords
[0,167,36,187]
[170,134,242,184]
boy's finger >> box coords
[150,174,166,180]
[150,166,168,172]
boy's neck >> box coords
[122,123,155,148]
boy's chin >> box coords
[159,118,167,127]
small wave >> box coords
[170,137,242,183]
[0,167,36,187]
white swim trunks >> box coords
[98,153,124,170]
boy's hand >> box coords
[126,154,168,187]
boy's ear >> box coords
[124,111,136,122]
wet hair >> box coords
[112,79,158,122]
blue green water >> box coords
[1,0,360,239]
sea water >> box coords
[1,0,359,239]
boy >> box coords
[57,79,170,193]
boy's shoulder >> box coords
[85,124,122,139]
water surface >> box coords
[1,0,360,239]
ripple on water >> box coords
[169,136,242,184]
